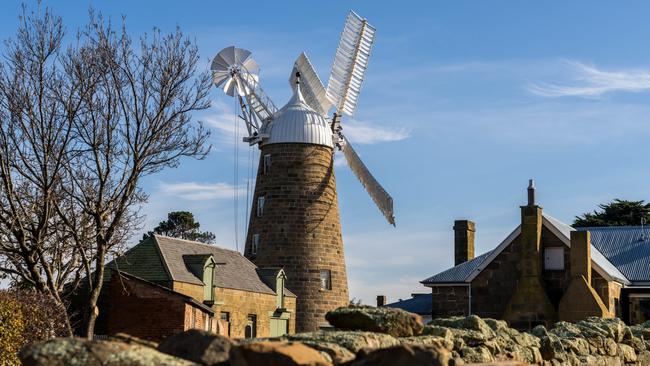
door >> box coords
[270,318,288,337]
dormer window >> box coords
[257,196,265,217]
[263,154,272,174]
[252,234,260,255]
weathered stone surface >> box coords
[350,343,450,366]
[157,329,231,366]
[295,341,355,365]
[20,337,196,366]
[229,341,331,366]
[325,306,423,337]
[287,331,400,354]
[109,333,159,348]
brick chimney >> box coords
[558,231,610,321]
[454,220,475,266]
[504,179,557,328]
[376,295,387,307]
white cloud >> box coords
[203,100,242,148]
[527,60,650,98]
[157,181,246,201]
[343,120,411,145]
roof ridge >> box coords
[153,234,242,254]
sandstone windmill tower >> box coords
[210,11,394,331]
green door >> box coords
[270,318,288,337]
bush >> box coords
[0,290,69,364]
[0,296,24,366]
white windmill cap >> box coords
[261,82,334,148]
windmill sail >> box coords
[341,136,395,226]
[290,53,332,116]
[326,10,376,117]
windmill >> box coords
[211,10,393,331]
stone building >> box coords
[243,85,349,332]
[96,235,296,341]
[422,181,650,328]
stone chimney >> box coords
[503,179,557,328]
[376,295,387,307]
[454,220,475,266]
[558,231,610,321]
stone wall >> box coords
[540,226,571,309]
[215,287,296,338]
[244,143,349,332]
[430,285,469,317]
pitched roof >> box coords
[152,235,296,297]
[385,294,433,315]
[421,250,493,284]
[421,212,632,286]
[576,226,650,284]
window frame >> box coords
[544,246,565,271]
[257,196,265,217]
[252,234,260,255]
[319,269,332,291]
[263,154,272,174]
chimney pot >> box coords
[376,295,387,307]
[454,220,475,266]
[527,179,536,206]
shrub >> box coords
[0,296,24,366]
[0,290,69,364]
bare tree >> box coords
[60,13,212,337]
[0,6,212,338]
[0,6,85,336]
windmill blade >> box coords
[326,10,376,117]
[340,135,395,225]
[289,53,332,116]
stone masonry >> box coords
[244,143,349,332]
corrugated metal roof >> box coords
[421,250,493,284]
[385,294,432,315]
[576,226,650,284]
[542,214,629,284]
[262,85,334,148]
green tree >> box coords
[573,199,650,227]
[144,211,216,244]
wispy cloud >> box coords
[157,181,245,201]
[343,120,411,145]
[203,100,242,148]
[528,60,650,98]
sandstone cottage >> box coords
[93,235,296,342]
[422,180,650,328]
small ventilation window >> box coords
[320,269,332,290]
[544,247,564,270]
[257,196,265,217]
[263,154,272,174]
[252,234,260,255]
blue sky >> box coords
[3,1,650,304]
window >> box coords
[204,314,210,331]
[220,312,230,336]
[257,196,265,217]
[320,269,332,290]
[252,234,260,255]
[263,154,272,174]
[245,314,257,338]
[544,247,564,270]
[191,308,196,328]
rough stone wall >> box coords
[592,271,622,316]
[469,226,574,323]
[244,143,349,332]
[470,235,522,319]
[107,275,196,342]
[430,285,469,317]
[540,227,571,309]
[214,287,296,338]
[173,281,205,302]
